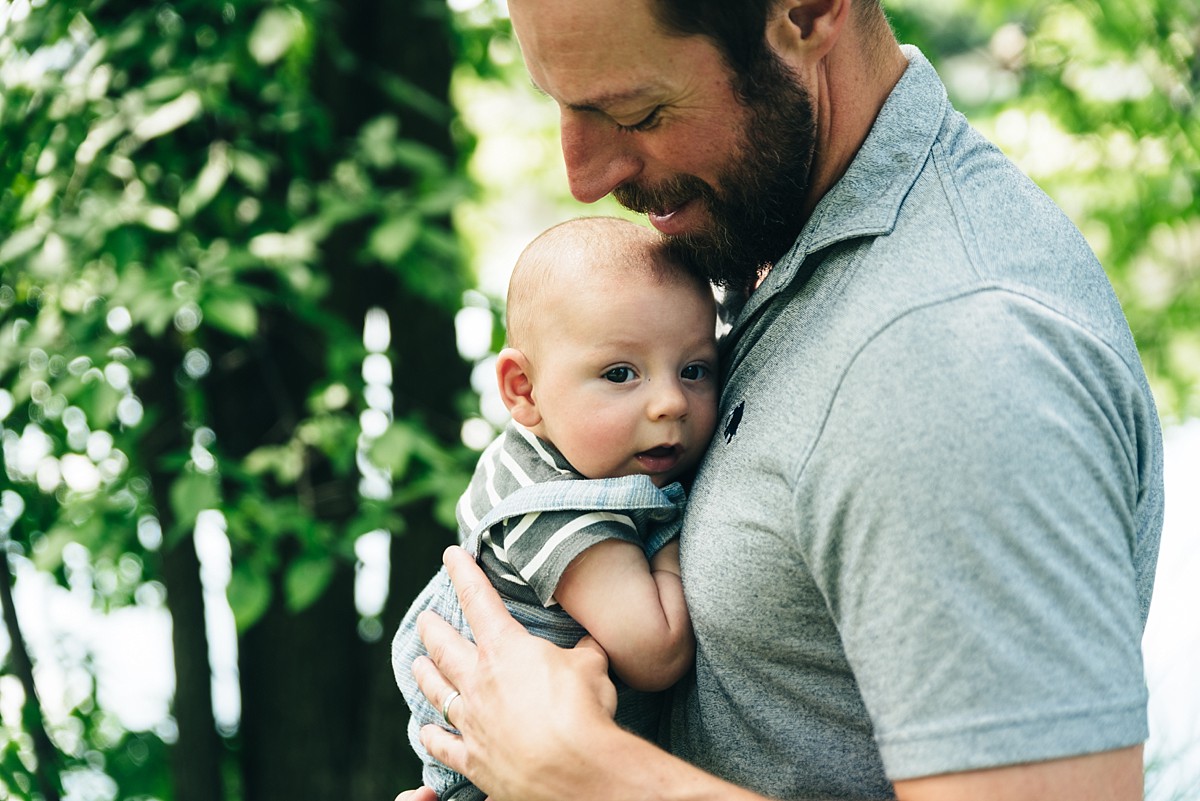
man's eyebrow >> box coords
[527,79,657,113]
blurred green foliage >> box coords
[2,0,474,797]
[1,0,1197,798]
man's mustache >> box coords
[614,174,714,215]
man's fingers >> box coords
[394,790,438,801]
[573,633,609,663]
[411,652,468,728]
[409,649,474,779]
[421,721,471,776]
[442,545,525,641]
[411,613,474,725]
[573,635,619,718]
[416,606,477,671]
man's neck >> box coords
[803,34,908,220]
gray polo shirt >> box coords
[666,47,1163,799]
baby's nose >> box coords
[647,379,688,420]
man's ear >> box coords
[770,0,850,63]
[496,347,542,428]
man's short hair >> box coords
[648,0,886,81]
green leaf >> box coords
[227,565,272,631]
[413,179,468,216]
[244,442,304,484]
[346,505,407,539]
[296,414,356,464]
[358,115,401,168]
[249,6,306,66]
[379,75,452,127]
[168,470,220,536]
[366,422,416,476]
[179,142,232,218]
[0,225,46,265]
[231,149,271,193]
[368,213,420,263]
[131,91,203,143]
[284,554,334,612]
[34,524,90,572]
[204,294,259,338]
[392,140,448,176]
[433,472,470,529]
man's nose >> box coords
[560,113,642,204]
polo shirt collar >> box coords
[728,46,948,332]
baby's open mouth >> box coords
[636,445,682,475]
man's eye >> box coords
[681,364,710,381]
[616,107,661,134]
[604,367,635,383]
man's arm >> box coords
[892,746,1144,801]
[408,545,1145,801]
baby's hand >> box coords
[649,539,682,577]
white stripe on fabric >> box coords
[513,424,572,475]
[482,536,508,566]
[457,487,479,530]
[500,447,537,488]
[504,511,539,548]
[482,440,503,507]
[519,511,633,581]
[481,518,509,562]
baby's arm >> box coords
[553,538,693,693]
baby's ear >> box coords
[496,347,541,428]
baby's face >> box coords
[528,273,719,487]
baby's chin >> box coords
[646,461,699,488]
[573,454,697,487]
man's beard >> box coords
[614,52,817,294]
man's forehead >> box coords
[508,0,671,102]
[530,80,665,115]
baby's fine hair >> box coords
[505,217,708,350]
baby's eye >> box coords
[604,367,635,383]
[681,364,710,381]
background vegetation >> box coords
[1,1,1196,800]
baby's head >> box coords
[498,217,719,487]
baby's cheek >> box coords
[575,414,637,474]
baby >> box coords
[392,216,719,801]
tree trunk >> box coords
[238,560,365,800]
[232,1,465,798]
[160,529,227,801]
[137,332,227,801]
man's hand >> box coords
[393,791,437,801]
[410,545,618,800]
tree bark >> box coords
[0,518,63,801]
[238,558,363,801]
[137,332,227,801]
[159,527,227,801]
[231,0,466,797]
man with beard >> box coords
[400,0,1163,799]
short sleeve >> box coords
[502,509,643,607]
[798,292,1155,778]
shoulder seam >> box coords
[786,285,1149,492]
